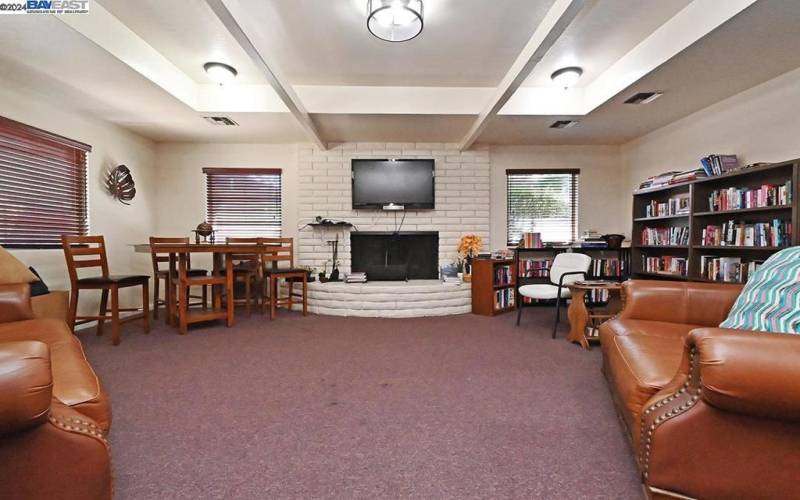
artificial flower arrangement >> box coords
[457,234,483,281]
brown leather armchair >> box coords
[600,280,800,500]
[0,284,112,500]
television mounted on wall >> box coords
[351,159,435,210]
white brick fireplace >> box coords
[296,142,491,276]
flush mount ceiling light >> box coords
[203,62,238,85]
[367,0,424,42]
[550,66,583,88]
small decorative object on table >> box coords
[457,234,483,283]
[193,222,215,244]
[105,165,136,205]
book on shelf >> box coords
[708,181,792,212]
[645,193,691,218]
[638,169,707,190]
[518,258,552,278]
[700,154,739,176]
[669,168,706,184]
[699,256,763,283]
[701,219,792,247]
[641,226,690,246]
[494,265,513,286]
[494,288,515,310]
[642,256,687,276]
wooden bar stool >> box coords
[225,237,262,317]
[260,237,307,319]
[149,236,208,322]
[62,235,150,346]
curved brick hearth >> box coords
[288,280,471,317]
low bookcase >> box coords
[471,258,516,316]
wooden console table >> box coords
[566,281,623,349]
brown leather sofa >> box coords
[0,284,112,500]
[600,280,800,500]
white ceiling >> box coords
[0,0,797,145]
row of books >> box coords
[700,219,792,247]
[699,256,763,283]
[518,258,552,278]
[700,154,739,176]
[590,258,625,278]
[708,181,792,212]
[642,256,687,276]
[644,194,691,218]
[494,288,515,310]
[641,226,690,246]
[494,265,514,286]
[518,232,543,248]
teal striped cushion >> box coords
[720,247,800,334]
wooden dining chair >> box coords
[260,237,308,319]
[225,237,262,317]
[149,237,209,321]
[61,235,150,346]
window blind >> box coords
[506,169,579,246]
[204,168,282,240]
[0,116,91,249]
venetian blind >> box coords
[506,169,579,245]
[204,168,282,240]
[0,116,91,249]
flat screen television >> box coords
[352,159,435,210]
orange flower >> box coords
[458,234,483,258]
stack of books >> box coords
[708,181,792,211]
[700,256,763,283]
[520,232,543,248]
[494,288,515,310]
[639,171,681,190]
[700,154,739,176]
[670,168,707,184]
[645,194,691,217]
[576,230,607,248]
[701,219,792,247]
[344,272,367,283]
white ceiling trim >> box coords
[204,0,325,149]
[458,0,587,150]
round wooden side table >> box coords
[566,281,624,349]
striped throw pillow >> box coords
[720,247,800,334]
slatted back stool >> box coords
[62,235,150,345]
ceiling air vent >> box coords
[203,116,239,126]
[624,91,664,105]
[549,120,579,129]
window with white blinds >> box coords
[507,169,579,245]
[0,116,91,249]
[204,168,282,240]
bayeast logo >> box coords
[0,0,89,14]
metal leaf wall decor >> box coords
[105,165,136,205]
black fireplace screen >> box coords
[350,232,439,281]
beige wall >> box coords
[1,84,157,314]
[621,66,800,234]
[489,145,627,249]
[153,142,298,268]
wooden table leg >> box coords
[212,252,222,310]
[226,253,235,327]
[178,252,188,335]
[567,288,590,349]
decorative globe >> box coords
[196,222,213,237]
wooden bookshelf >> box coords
[471,258,516,316]
[631,159,799,283]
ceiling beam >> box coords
[458,0,586,151]
[205,0,327,150]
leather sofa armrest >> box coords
[31,290,70,322]
[618,280,742,326]
[0,340,52,435]
[0,284,34,324]
[689,328,800,421]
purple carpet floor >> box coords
[80,309,641,499]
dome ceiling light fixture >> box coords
[367,0,424,42]
[203,62,238,85]
[550,66,583,89]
